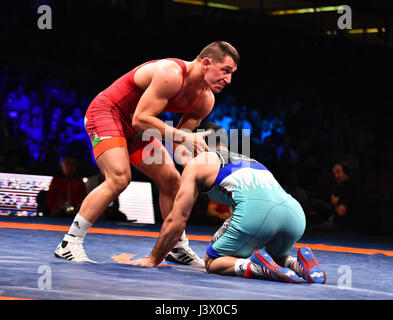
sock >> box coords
[234,259,251,276]
[67,214,92,240]
[173,230,188,249]
[281,256,304,277]
[235,259,274,280]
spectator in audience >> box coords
[276,136,298,168]
[272,111,286,136]
[229,105,252,153]
[260,119,272,144]
[231,105,252,135]
[25,106,44,164]
[249,108,263,145]
[210,102,232,133]
[47,115,63,143]
[258,135,276,166]
[52,105,63,118]
[6,85,30,133]
[207,200,231,221]
[65,107,84,130]
[64,107,87,144]
[329,160,366,231]
[46,157,87,217]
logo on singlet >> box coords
[89,133,101,147]
[89,132,112,147]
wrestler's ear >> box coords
[201,57,212,70]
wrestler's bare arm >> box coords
[129,152,219,266]
[132,62,183,137]
[176,90,215,131]
[130,163,199,266]
[173,91,215,163]
[132,63,211,152]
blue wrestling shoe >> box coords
[297,247,326,284]
[250,249,303,284]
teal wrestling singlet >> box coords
[205,148,306,260]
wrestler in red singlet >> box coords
[84,58,205,165]
[54,41,240,266]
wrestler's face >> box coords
[202,56,237,93]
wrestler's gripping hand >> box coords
[182,130,213,156]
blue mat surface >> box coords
[1,217,393,300]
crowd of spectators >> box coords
[0,64,95,176]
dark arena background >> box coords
[1,0,393,310]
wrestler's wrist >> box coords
[150,255,162,266]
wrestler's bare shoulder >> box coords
[189,151,221,189]
[133,59,184,90]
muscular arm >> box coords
[132,63,184,139]
[176,90,215,131]
[173,92,215,164]
[132,63,212,153]
[130,152,219,267]
[131,164,200,266]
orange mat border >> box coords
[0,296,32,300]
[1,221,393,256]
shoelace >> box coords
[255,264,275,280]
[291,260,304,276]
[247,263,277,281]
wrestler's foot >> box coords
[54,234,96,263]
[250,249,303,284]
[297,247,326,284]
[165,239,204,267]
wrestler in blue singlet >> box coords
[205,148,306,261]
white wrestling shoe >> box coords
[165,239,204,267]
[54,234,96,263]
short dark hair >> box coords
[333,159,353,176]
[196,121,228,148]
[197,41,240,66]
